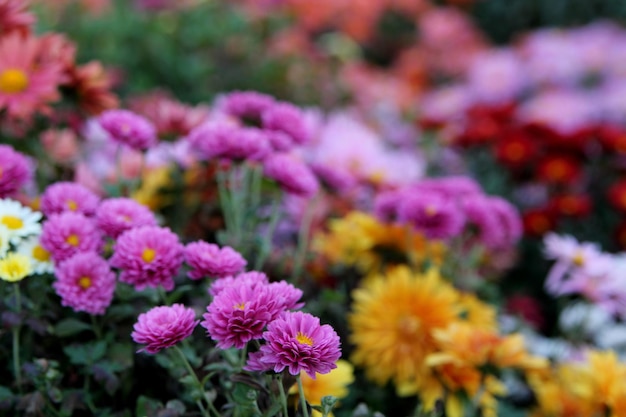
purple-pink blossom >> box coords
[186,123,271,162]
[220,90,276,124]
[110,226,184,291]
[245,311,341,378]
[208,271,269,297]
[263,153,319,198]
[262,102,310,146]
[462,195,507,249]
[95,197,158,238]
[53,251,116,315]
[40,212,103,263]
[184,241,247,280]
[397,192,465,240]
[40,181,101,217]
[98,109,157,151]
[0,144,32,198]
[131,304,198,354]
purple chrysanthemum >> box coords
[187,123,271,162]
[310,163,356,193]
[98,109,157,151]
[208,270,269,297]
[373,190,403,223]
[53,251,116,315]
[0,144,32,198]
[462,195,506,249]
[96,197,158,238]
[263,153,319,198]
[131,304,198,354]
[40,182,101,217]
[220,91,276,124]
[244,311,341,378]
[262,102,310,146]
[201,276,303,349]
[489,197,523,247]
[397,193,465,239]
[411,176,483,199]
[110,226,184,291]
[40,212,103,263]
[184,241,247,280]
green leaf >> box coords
[135,395,162,417]
[54,318,91,337]
[0,386,13,402]
[63,340,107,365]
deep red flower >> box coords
[522,207,557,237]
[535,154,582,185]
[493,130,539,169]
[607,179,626,213]
[548,193,592,218]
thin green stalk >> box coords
[12,284,22,393]
[174,346,218,417]
[83,373,97,413]
[277,375,289,417]
[296,375,309,417]
[254,199,281,270]
[216,169,236,245]
[290,196,317,283]
[90,315,103,340]
[157,286,169,305]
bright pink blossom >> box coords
[132,304,198,354]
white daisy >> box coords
[15,235,54,275]
[0,225,10,258]
[0,199,42,244]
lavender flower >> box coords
[98,109,157,151]
[263,153,319,198]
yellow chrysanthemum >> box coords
[131,166,173,210]
[290,360,355,417]
[457,292,498,330]
[0,252,32,282]
[349,265,461,396]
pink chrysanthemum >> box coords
[410,176,483,199]
[184,241,247,280]
[98,109,157,151]
[262,102,310,147]
[40,212,103,263]
[373,190,403,223]
[0,0,34,36]
[263,153,319,198]
[201,276,303,349]
[462,195,507,249]
[397,193,465,239]
[208,270,269,297]
[53,251,116,315]
[95,197,157,238]
[131,304,198,354]
[245,311,341,378]
[40,181,101,217]
[0,144,32,198]
[186,122,271,162]
[489,197,523,246]
[110,226,184,291]
[220,90,276,124]
[0,32,64,120]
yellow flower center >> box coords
[66,200,78,211]
[66,234,79,247]
[78,276,92,289]
[572,251,585,267]
[32,245,50,262]
[234,302,246,310]
[296,332,314,346]
[0,68,29,94]
[142,248,156,263]
[1,215,23,230]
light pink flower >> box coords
[132,304,198,354]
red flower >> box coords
[493,130,538,169]
[522,207,557,237]
[607,179,626,213]
[548,193,592,218]
[615,221,626,250]
[535,154,582,185]
[505,294,545,331]
[597,124,626,154]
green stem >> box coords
[157,286,169,305]
[290,196,317,283]
[296,375,309,417]
[255,198,281,270]
[12,284,22,393]
[216,168,235,245]
[90,315,103,340]
[83,373,97,413]
[277,375,289,417]
[174,346,218,417]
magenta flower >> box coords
[245,311,341,378]
[98,109,157,151]
[187,123,271,162]
[184,241,247,280]
[462,195,506,249]
[40,212,103,263]
[0,144,32,198]
[95,197,157,238]
[53,251,116,315]
[489,197,522,246]
[397,193,465,240]
[220,90,276,124]
[262,102,310,147]
[373,190,403,223]
[263,153,319,198]
[131,304,198,354]
[208,270,269,297]
[40,181,101,217]
[110,226,184,291]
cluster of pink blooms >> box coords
[0,144,32,198]
[374,176,522,248]
[131,270,341,379]
[544,233,626,317]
